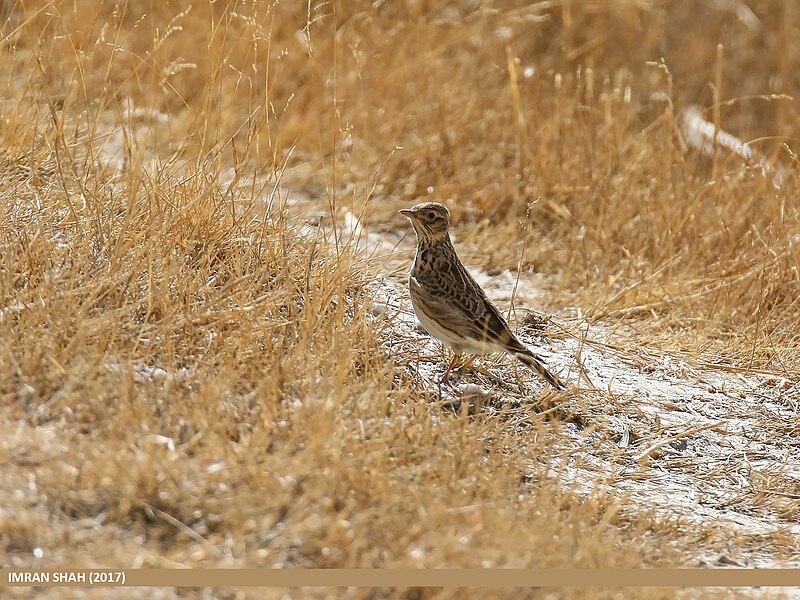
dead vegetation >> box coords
[1,1,799,599]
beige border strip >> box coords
[2,569,800,587]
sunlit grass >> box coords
[1,1,798,598]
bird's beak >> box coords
[399,208,414,218]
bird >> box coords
[400,201,564,391]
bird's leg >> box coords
[458,354,479,371]
[441,354,462,384]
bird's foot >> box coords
[439,354,465,386]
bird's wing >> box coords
[412,262,517,348]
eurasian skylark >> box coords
[400,202,564,390]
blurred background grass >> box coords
[1,1,798,597]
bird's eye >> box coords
[427,211,436,220]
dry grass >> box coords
[2,1,799,598]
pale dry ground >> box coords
[2,1,800,600]
[370,216,800,569]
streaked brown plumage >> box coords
[400,202,564,390]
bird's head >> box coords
[399,202,451,244]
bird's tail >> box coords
[514,350,565,391]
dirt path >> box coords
[359,208,800,573]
